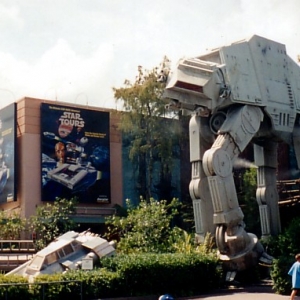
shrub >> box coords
[100,252,222,297]
[105,198,182,253]
[270,217,300,294]
[271,256,294,295]
[0,252,221,299]
[0,275,33,300]
[29,197,77,250]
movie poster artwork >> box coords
[41,103,111,203]
[0,103,16,203]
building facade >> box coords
[1,97,123,228]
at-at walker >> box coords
[163,35,300,275]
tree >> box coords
[113,57,181,201]
[105,198,216,255]
[0,211,26,239]
[105,198,181,253]
[239,167,260,235]
[29,197,77,250]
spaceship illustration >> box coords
[47,163,97,191]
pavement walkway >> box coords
[99,282,291,300]
[179,285,290,299]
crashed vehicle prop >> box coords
[6,230,115,280]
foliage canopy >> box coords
[0,210,26,239]
[105,197,216,255]
[29,197,77,249]
[113,57,181,201]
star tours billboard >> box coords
[41,103,111,203]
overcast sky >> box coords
[0,0,299,109]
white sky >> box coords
[0,0,299,109]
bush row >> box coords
[271,256,294,295]
[269,216,300,295]
[0,253,222,300]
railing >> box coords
[277,179,300,206]
[0,240,36,272]
[0,240,35,253]
[0,254,34,272]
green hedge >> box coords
[269,216,300,295]
[0,253,221,299]
[0,275,32,300]
[271,256,294,295]
[100,253,221,297]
